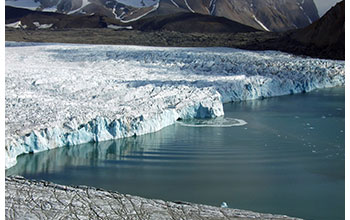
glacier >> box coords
[5,42,345,169]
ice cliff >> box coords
[5,42,345,169]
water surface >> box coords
[7,87,345,220]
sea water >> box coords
[7,87,345,220]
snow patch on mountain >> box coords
[5,0,40,10]
[5,21,27,29]
[170,0,179,8]
[209,0,217,15]
[115,2,160,22]
[33,22,54,29]
[5,42,344,169]
[116,0,158,8]
[67,0,91,14]
[252,15,270,32]
[107,24,133,30]
[297,2,313,24]
[184,0,195,13]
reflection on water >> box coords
[7,87,344,220]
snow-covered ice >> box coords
[5,21,27,29]
[5,0,40,10]
[33,22,54,29]
[107,24,133,30]
[5,42,345,168]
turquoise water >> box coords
[7,87,345,220]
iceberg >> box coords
[5,42,345,169]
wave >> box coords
[177,117,247,128]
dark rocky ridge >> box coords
[5,6,258,33]
[169,0,319,31]
[252,0,345,60]
[132,12,258,33]
[290,0,345,59]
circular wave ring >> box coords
[177,117,247,127]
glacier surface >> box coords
[5,42,345,169]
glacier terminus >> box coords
[5,42,345,169]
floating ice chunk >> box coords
[221,202,228,208]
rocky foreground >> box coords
[6,176,302,220]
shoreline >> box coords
[5,176,302,219]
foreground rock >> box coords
[6,176,302,220]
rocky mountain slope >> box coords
[5,1,343,59]
[290,0,344,59]
[152,0,319,31]
[6,0,319,31]
[5,6,113,29]
[132,12,258,33]
[5,6,258,33]
[256,0,345,60]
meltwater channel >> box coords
[7,87,345,220]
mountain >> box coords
[5,6,258,33]
[5,0,319,32]
[5,1,344,60]
[241,0,345,60]
[132,12,258,33]
[5,6,113,29]
[290,0,344,57]
[151,0,319,31]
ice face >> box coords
[5,42,345,169]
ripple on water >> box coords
[176,117,247,128]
